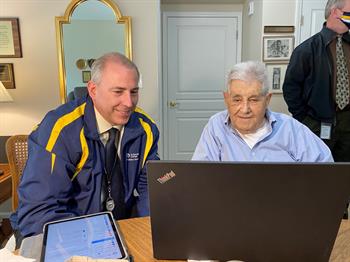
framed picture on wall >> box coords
[0,63,16,89]
[266,64,288,93]
[0,18,22,58]
[82,71,91,83]
[263,36,294,63]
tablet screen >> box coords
[41,212,127,262]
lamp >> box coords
[0,81,13,175]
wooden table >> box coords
[0,163,11,205]
[118,217,350,262]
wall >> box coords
[261,0,297,114]
[117,0,160,124]
[242,0,263,61]
[0,0,161,136]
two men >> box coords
[283,0,350,162]
[15,55,333,241]
[193,61,333,162]
[14,53,159,238]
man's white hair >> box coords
[226,61,270,95]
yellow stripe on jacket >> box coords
[139,118,153,167]
[71,127,89,181]
[135,107,156,124]
[46,103,86,174]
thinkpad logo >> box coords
[157,170,176,184]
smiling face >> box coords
[224,79,272,134]
[88,61,139,126]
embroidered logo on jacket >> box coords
[127,153,139,161]
[157,170,176,184]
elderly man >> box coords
[12,52,160,243]
[192,61,333,162]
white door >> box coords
[163,12,241,160]
[298,0,328,45]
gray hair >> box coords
[91,52,140,85]
[325,0,346,19]
[226,61,269,95]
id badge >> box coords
[320,122,332,139]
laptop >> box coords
[147,161,350,262]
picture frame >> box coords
[266,64,287,93]
[264,26,294,34]
[0,63,16,89]
[0,18,22,58]
[82,70,91,83]
[263,36,294,63]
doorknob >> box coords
[169,101,178,108]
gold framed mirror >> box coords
[56,0,132,103]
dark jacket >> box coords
[15,96,159,237]
[283,26,350,122]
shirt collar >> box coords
[94,106,122,135]
[224,109,277,132]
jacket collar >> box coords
[123,111,147,142]
[320,24,350,45]
[83,96,100,140]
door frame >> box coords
[294,0,327,46]
[161,11,242,160]
[294,0,303,46]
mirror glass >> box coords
[56,0,132,103]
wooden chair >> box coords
[5,135,28,211]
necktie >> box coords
[336,36,350,110]
[105,128,126,219]
[105,128,117,175]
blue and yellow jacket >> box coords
[16,96,159,237]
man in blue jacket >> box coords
[13,52,160,240]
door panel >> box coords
[163,13,241,160]
[298,0,327,44]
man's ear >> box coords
[265,93,272,106]
[87,81,96,99]
[223,91,230,107]
[331,6,341,18]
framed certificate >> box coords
[0,18,22,58]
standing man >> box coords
[283,0,350,162]
[13,52,160,240]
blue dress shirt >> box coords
[192,110,333,162]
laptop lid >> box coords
[147,161,350,262]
